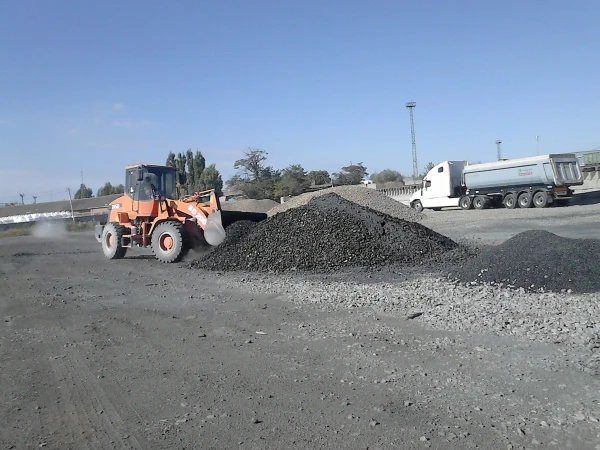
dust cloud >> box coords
[31,220,68,240]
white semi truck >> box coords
[409,153,583,212]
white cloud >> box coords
[113,103,125,111]
[112,120,152,128]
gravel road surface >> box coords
[1,229,599,450]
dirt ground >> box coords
[1,206,600,449]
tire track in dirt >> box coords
[46,321,143,450]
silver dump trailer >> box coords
[409,154,583,212]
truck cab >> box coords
[409,161,467,212]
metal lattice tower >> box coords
[405,101,418,178]
[495,140,502,160]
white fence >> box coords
[0,211,73,225]
[376,185,419,197]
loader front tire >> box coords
[101,222,127,260]
[151,221,185,263]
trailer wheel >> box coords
[412,200,424,213]
[459,196,472,210]
[533,191,548,208]
[503,193,517,209]
[473,196,488,210]
[518,192,533,208]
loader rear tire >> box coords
[101,222,127,260]
[151,221,185,263]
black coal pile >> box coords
[452,230,600,293]
[190,193,461,273]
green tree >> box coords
[233,148,269,181]
[194,151,206,187]
[333,162,368,185]
[307,170,331,186]
[96,182,125,196]
[226,148,283,200]
[276,164,309,197]
[174,152,187,194]
[74,183,93,199]
[97,182,114,197]
[198,163,224,195]
[166,151,176,168]
[185,149,206,193]
[371,169,404,185]
[225,174,246,190]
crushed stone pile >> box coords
[451,230,600,293]
[267,185,423,222]
[190,193,459,273]
[221,198,279,213]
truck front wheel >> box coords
[412,200,424,213]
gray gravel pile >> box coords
[190,193,458,273]
[268,185,423,222]
[221,198,279,213]
[451,230,600,293]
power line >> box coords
[0,188,68,201]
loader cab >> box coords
[125,165,177,202]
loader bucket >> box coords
[204,210,227,246]
[94,224,104,243]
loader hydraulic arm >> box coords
[173,190,226,245]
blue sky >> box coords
[1,0,599,203]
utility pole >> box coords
[33,196,37,204]
[19,193,24,205]
[405,101,418,179]
[536,135,540,155]
[495,140,502,160]
[67,188,75,222]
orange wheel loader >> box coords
[94,164,264,263]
